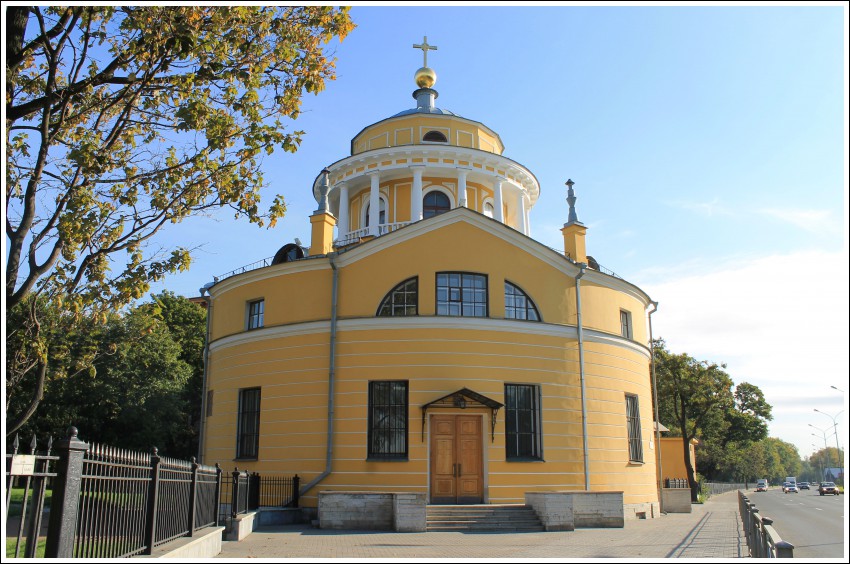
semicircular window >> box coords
[272,243,305,265]
[423,191,451,219]
[423,130,448,142]
[377,277,418,317]
[504,281,540,321]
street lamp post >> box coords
[814,408,843,474]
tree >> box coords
[723,382,772,446]
[5,6,354,434]
[10,293,206,458]
[654,339,735,500]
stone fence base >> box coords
[661,488,693,513]
[525,491,625,531]
[318,491,426,532]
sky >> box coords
[10,3,847,463]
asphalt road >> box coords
[744,487,846,558]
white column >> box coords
[368,171,380,236]
[516,189,527,235]
[457,168,470,208]
[410,165,425,222]
[336,181,349,236]
[493,176,505,223]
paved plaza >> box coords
[216,490,748,559]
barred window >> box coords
[368,381,408,459]
[247,299,264,330]
[626,394,643,463]
[436,273,487,317]
[620,310,632,339]
[505,383,543,460]
[237,388,261,459]
[377,278,418,317]
[504,282,541,321]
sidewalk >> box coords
[215,490,749,559]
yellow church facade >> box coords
[200,42,660,518]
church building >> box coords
[200,38,661,520]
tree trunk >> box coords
[683,437,699,502]
[6,360,47,436]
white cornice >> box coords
[210,259,330,298]
[210,315,651,359]
[326,145,540,204]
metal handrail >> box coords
[738,491,795,557]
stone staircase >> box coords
[426,504,545,532]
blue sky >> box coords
[141,4,848,463]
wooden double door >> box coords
[430,414,483,504]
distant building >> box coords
[200,40,661,518]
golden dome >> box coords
[415,66,436,89]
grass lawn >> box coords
[6,487,52,518]
[5,537,47,559]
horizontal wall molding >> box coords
[210,316,650,359]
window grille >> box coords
[626,394,643,462]
[505,383,542,460]
[237,388,261,459]
[368,381,408,458]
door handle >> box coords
[453,463,457,478]
[457,463,462,477]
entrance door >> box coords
[430,414,483,504]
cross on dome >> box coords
[413,36,438,67]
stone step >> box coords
[425,504,544,533]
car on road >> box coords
[818,482,839,495]
[756,479,768,492]
[799,481,810,490]
[783,482,799,493]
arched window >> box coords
[423,130,448,142]
[483,202,495,218]
[504,281,540,321]
[377,277,418,317]
[423,191,450,219]
[365,197,387,227]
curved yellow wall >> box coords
[204,216,656,510]
[351,114,504,155]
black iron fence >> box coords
[5,434,56,558]
[5,427,222,558]
[218,469,300,532]
[738,490,794,557]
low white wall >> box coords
[525,491,625,529]
[662,488,692,513]
[319,492,426,531]
[139,526,224,558]
[525,492,575,531]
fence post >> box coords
[293,475,300,508]
[774,540,795,558]
[231,468,240,518]
[750,508,761,557]
[214,463,222,526]
[45,427,89,558]
[187,457,199,537]
[143,447,162,555]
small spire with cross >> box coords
[413,36,438,67]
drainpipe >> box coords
[575,263,590,491]
[647,300,664,514]
[300,253,339,496]
[197,281,214,463]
